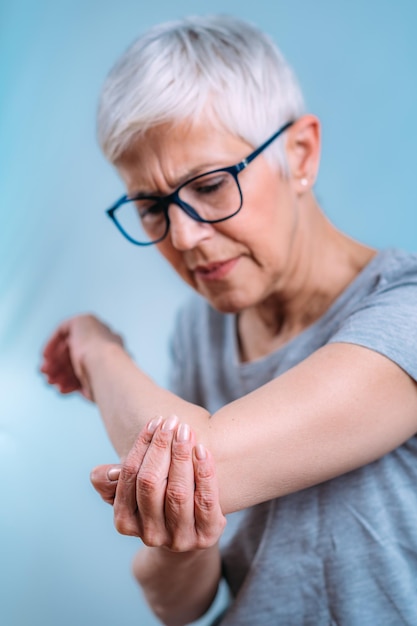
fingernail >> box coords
[162,414,178,431]
[108,467,121,481]
[177,423,190,442]
[147,416,162,433]
[195,444,207,460]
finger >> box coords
[164,423,196,550]
[193,445,227,548]
[134,415,179,545]
[58,381,83,394]
[53,339,74,372]
[43,357,80,386]
[40,343,67,379]
[42,335,87,396]
[43,366,82,394]
[90,464,121,505]
[41,339,69,373]
[42,323,70,359]
[41,335,76,384]
[113,416,163,537]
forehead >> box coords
[115,118,252,193]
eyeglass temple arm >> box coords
[235,120,295,172]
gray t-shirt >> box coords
[169,248,417,625]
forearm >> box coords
[84,340,417,514]
[84,341,210,459]
[132,545,222,626]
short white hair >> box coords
[97,14,306,173]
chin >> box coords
[203,288,254,314]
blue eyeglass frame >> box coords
[106,119,295,246]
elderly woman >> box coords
[42,14,417,626]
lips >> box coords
[193,257,239,281]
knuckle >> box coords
[119,463,138,484]
[196,463,216,481]
[165,484,190,507]
[212,517,227,538]
[195,490,217,512]
[196,536,213,550]
[137,470,160,494]
[142,536,158,548]
[171,441,192,462]
[141,532,161,548]
[141,529,163,548]
[135,428,153,447]
[114,516,139,537]
[196,521,226,548]
[151,433,171,451]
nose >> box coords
[168,203,214,251]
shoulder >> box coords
[353,247,417,313]
[374,247,417,286]
[360,247,417,314]
[329,248,417,381]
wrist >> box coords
[83,336,125,366]
[134,544,220,583]
[80,340,128,401]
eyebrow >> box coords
[128,161,233,199]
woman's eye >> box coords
[193,176,226,195]
[144,204,164,217]
[134,200,164,219]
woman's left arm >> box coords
[42,315,417,514]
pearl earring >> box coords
[300,177,308,187]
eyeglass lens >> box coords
[116,170,241,244]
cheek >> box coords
[220,191,278,247]
[242,181,295,239]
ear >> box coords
[285,114,321,194]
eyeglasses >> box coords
[106,120,295,246]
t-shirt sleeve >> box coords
[328,257,417,381]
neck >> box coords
[237,197,376,362]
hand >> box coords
[90,416,226,551]
[40,314,124,400]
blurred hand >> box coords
[90,416,226,551]
[40,314,124,400]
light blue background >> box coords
[1,1,416,625]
